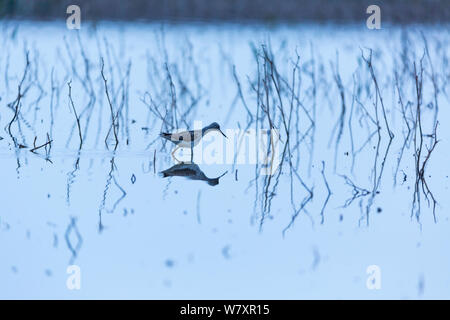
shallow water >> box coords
[0,21,449,299]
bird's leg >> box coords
[171,145,182,163]
[190,144,194,163]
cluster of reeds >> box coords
[0,24,447,236]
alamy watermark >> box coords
[366,5,381,29]
[66,265,81,290]
[169,121,281,176]
[66,5,81,30]
[66,5,380,30]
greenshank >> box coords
[160,122,227,162]
[160,162,227,186]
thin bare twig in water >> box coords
[412,60,424,223]
[67,81,83,150]
[412,60,439,223]
[153,149,156,174]
[306,43,317,177]
[108,176,127,214]
[49,68,56,139]
[340,175,370,208]
[361,48,394,225]
[165,62,179,129]
[348,74,357,173]
[330,52,346,172]
[6,50,30,147]
[393,71,413,186]
[45,132,52,159]
[30,137,53,153]
[254,45,313,234]
[362,49,394,139]
[272,48,313,235]
[66,153,81,206]
[65,217,83,264]
[421,32,439,126]
[282,170,314,237]
[419,122,439,222]
[259,46,276,230]
[98,157,116,233]
[320,161,332,224]
[101,58,119,150]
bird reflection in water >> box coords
[160,162,227,186]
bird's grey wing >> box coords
[167,131,190,142]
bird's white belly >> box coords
[177,141,192,148]
[177,139,200,148]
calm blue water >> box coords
[0,21,449,299]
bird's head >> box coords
[207,122,227,138]
[207,170,228,186]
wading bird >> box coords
[160,162,227,186]
[160,122,227,162]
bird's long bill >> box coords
[219,129,227,138]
